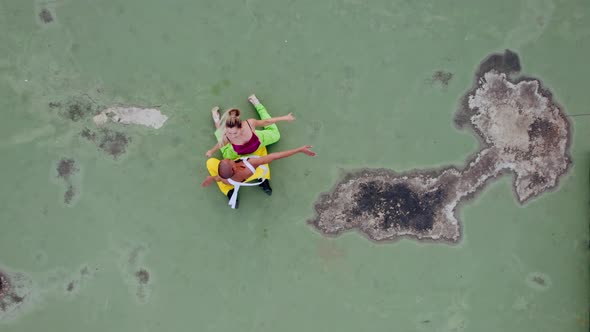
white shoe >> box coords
[248,94,261,106]
[211,106,221,126]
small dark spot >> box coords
[80,267,89,276]
[57,158,77,179]
[431,70,453,87]
[66,281,75,292]
[10,294,24,303]
[262,228,268,239]
[97,128,130,159]
[135,269,149,284]
[48,101,61,109]
[422,320,431,324]
[39,8,53,23]
[64,184,75,204]
[80,128,96,141]
[532,276,545,286]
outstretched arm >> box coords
[249,145,315,168]
[201,175,229,187]
[249,113,295,128]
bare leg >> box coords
[211,106,221,128]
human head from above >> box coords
[218,159,236,179]
[224,109,242,140]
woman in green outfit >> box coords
[205,94,295,160]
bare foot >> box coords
[211,106,221,128]
[248,94,261,106]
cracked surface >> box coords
[309,50,571,243]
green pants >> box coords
[218,103,280,160]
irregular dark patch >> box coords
[39,8,53,23]
[532,276,545,286]
[66,281,75,292]
[10,293,25,304]
[10,294,24,304]
[61,97,97,122]
[66,104,87,122]
[80,266,89,276]
[431,70,453,86]
[0,271,25,312]
[57,158,77,179]
[528,118,559,147]
[453,105,472,129]
[475,49,521,78]
[135,269,149,284]
[48,101,61,109]
[80,128,96,141]
[64,184,75,204]
[528,174,547,189]
[97,128,130,158]
[0,271,7,296]
[351,182,445,232]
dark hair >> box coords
[225,109,242,129]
